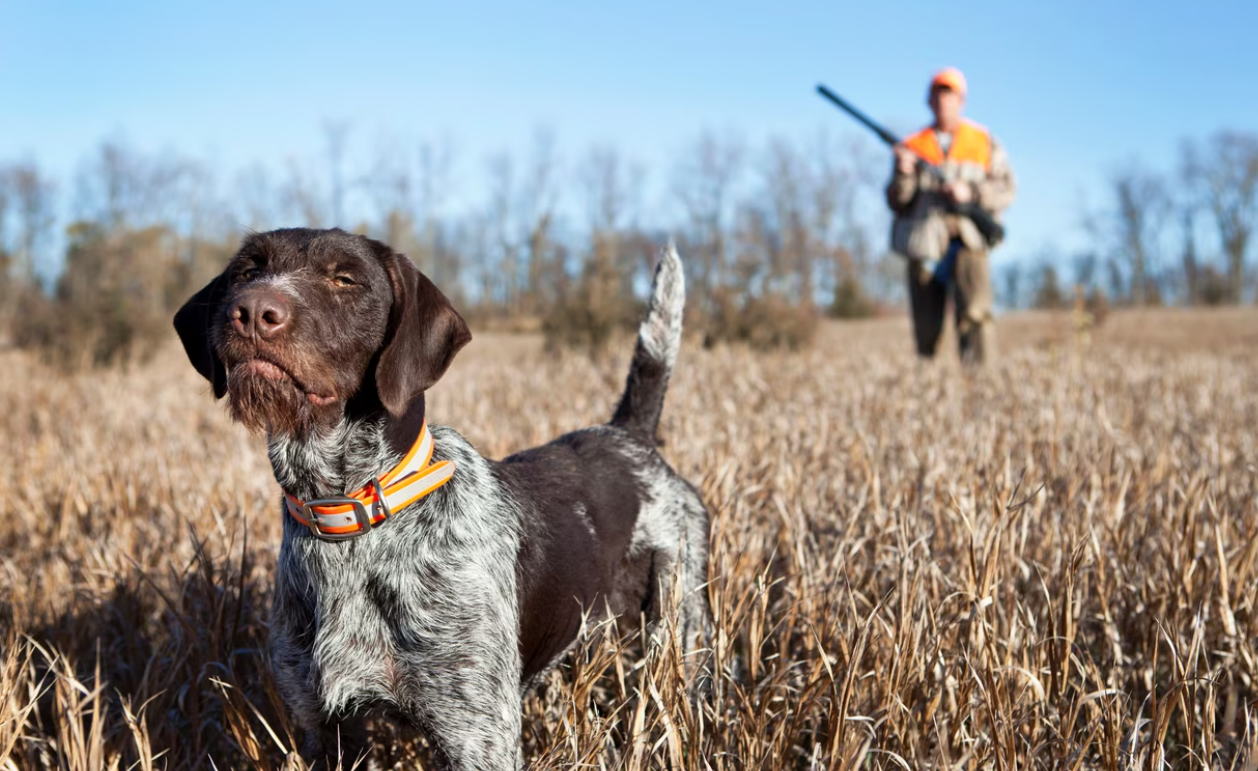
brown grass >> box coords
[2,308,1257,770]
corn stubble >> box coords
[2,311,1256,770]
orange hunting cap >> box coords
[929,67,967,96]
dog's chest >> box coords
[275,500,521,709]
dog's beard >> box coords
[226,365,334,436]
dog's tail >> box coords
[610,242,686,443]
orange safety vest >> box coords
[903,120,992,170]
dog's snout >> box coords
[230,291,291,339]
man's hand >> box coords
[894,145,918,175]
[943,181,974,204]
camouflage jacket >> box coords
[885,125,1016,260]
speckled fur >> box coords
[177,232,711,771]
[267,421,711,770]
[269,423,525,769]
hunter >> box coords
[886,67,1016,365]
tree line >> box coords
[1001,131,1258,311]
[0,126,1254,365]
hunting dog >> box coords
[174,228,712,770]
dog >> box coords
[173,228,712,770]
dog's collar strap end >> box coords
[284,422,454,540]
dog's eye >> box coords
[237,267,261,283]
[332,275,356,287]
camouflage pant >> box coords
[906,243,994,365]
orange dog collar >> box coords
[284,422,454,540]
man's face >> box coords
[929,86,965,130]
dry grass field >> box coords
[2,307,1257,770]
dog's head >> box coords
[174,228,471,436]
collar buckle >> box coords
[369,476,392,522]
[301,497,372,541]
[285,421,452,540]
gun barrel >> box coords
[815,84,901,147]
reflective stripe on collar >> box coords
[283,422,455,540]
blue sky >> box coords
[3,1,1255,270]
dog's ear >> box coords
[373,242,472,416]
[173,273,229,398]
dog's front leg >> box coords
[270,572,378,769]
[271,633,376,769]
[395,606,525,770]
[272,615,380,770]
[407,663,524,771]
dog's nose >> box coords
[231,291,291,339]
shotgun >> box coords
[816,83,1005,246]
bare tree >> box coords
[279,158,327,228]
[484,151,519,312]
[805,132,879,316]
[539,146,645,352]
[1086,164,1170,305]
[1071,250,1100,291]
[672,129,744,312]
[233,163,278,232]
[416,136,460,289]
[518,129,560,314]
[1032,262,1067,309]
[578,145,646,297]
[758,138,809,302]
[324,120,352,227]
[1177,208,1200,304]
[730,201,771,298]
[581,145,643,237]
[463,209,497,309]
[0,162,55,331]
[74,140,195,232]
[999,261,1024,309]
[0,161,56,285]
[362,132,418,249]
[0,171,10,298]
[1181,131,1258,303]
